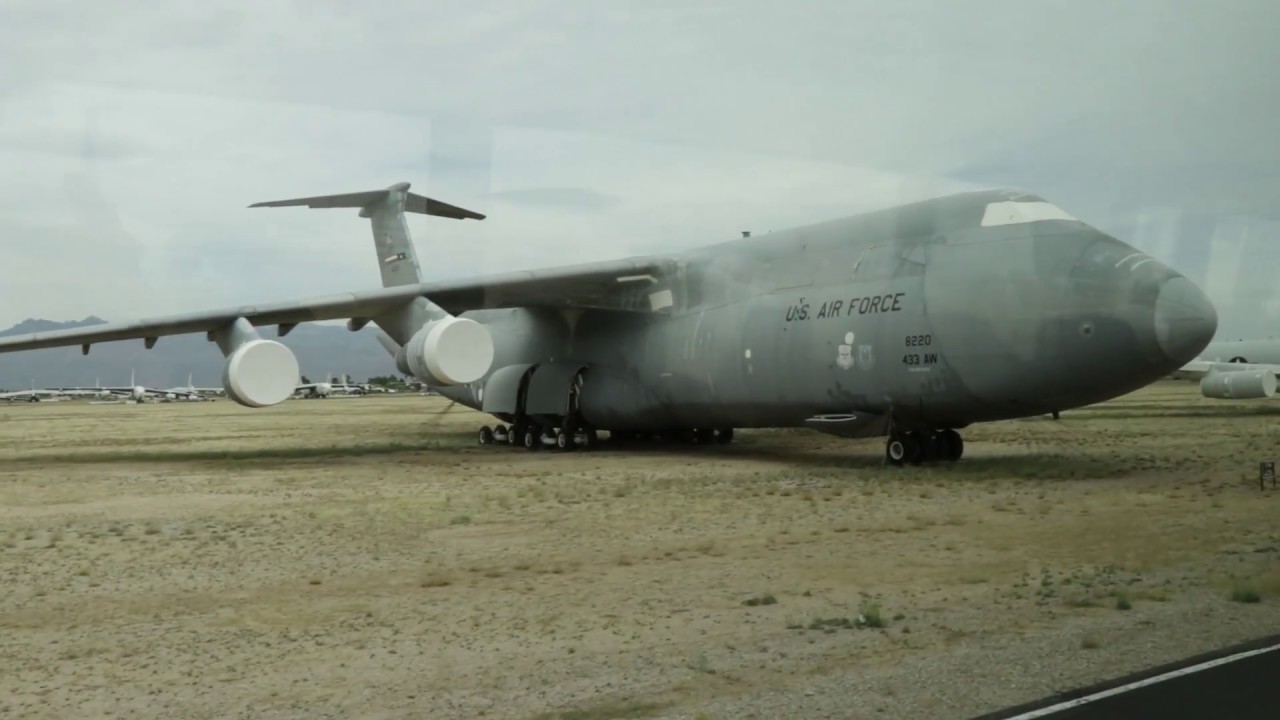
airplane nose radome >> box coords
[1154,276,1217,364]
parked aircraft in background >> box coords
[296,374,366,398]
[1172,338,1280,400]
[162,373,222,401]
[1,387,70,403]
[56,370,217,403]
[1196,338,1280,365]
[0,182,1217,465]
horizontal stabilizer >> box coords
[249,182,485,221]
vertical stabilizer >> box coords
[249,182,486,288]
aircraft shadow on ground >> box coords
[583,439,1120,480]
[17,432,1128,480]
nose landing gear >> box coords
[885,428,963,466]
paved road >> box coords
[974,634,1280,720]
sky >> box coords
[2,0,1278,338]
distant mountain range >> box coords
[0,317,399,390]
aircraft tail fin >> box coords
[249,182,486,288]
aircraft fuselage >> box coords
[428,190,1216,436]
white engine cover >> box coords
[222,339,300,407]
[1200,369,1277,399]
[405,316,495,386]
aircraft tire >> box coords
[493,424,508,443]
[558,417,580,451]
[920,432,941,462]
[886,436,907,466]
[940,429,963,461]
[479,426,494,445]
[887,432,925,466]
[713,427,734,444]
[904,433,924,464]
[523,428,540,451]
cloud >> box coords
[0,0,1277,338]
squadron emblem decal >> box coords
[836,332,855,370]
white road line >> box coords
[1005,642,1280,719]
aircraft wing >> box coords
[1171,359,1280,380]
[0,389,64,399]
[0,256,677,355]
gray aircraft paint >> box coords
[422,189,1217,433]
[0,183,1218,456]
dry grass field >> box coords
[2,381,1278,719]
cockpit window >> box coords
[980,201,1077,227]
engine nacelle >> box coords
[403,316,494,386]
[222,338,301,407]
[1200,369,1277,399]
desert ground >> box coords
[1,382,1278,719]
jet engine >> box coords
[400,316,495,386]
[1200,369,1277,399]
[222,338,301,407]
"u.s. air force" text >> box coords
[785,292,905,322]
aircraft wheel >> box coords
[493,424,508,443]
[559,417,582,452]
[478,426,494,445]
[556,427,575,451]
[886,435,907,466]
[713,427,734,444]
[886,432,923,466]
[940,429,964,461]
[522,427,540,451]
[904,433,924,464]
[919,432,941,463]
[580,428,598,449]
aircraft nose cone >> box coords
[1154,276,1217,364]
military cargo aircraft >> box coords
[0,182,1218,464]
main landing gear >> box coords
[476,418,736,452]
[477,417,600,452]
[885,429,963,466]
